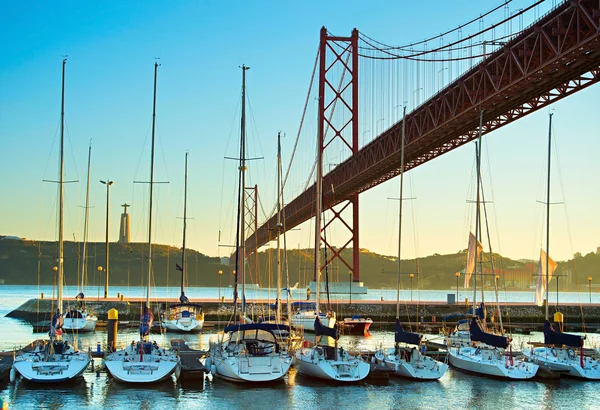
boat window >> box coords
[255,329,276,342]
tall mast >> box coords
[473,110,484,316]
[396,106,406,320]
[58,58,67,316]
[80,142,92,293]
[181,151,189,297]
[147,62,159,309]
[545,113,553,321]
[276,132,283,323]
[239,64,250,317]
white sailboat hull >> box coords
[62,315,98,332]
[162,317,203,332]
[104,343,180,384]
[291,312,335,332]
[448,346,538,379]
[294,347,370,382]
[209,351,292,383]
[375,347,447,380]
[13,351,90,383]
[523,347,600,380]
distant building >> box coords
[220,257,230,266]
[119,203,131,244]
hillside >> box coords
[0,237,598,289]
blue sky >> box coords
[1,0,598,263]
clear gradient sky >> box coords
[1,1,598,264]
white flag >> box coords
[464,232,483,288]
[534,249,557,306]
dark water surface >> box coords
[1,286,599,409]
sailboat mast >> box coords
[239,64,250,317]
[58,58,66,316]
[80,142,92,293]
[545,113,553,321]
[276,132,283,322]
[147,62,159,309]
[396,106,406,320]
[473,110,484,316]
[181,151,188,296]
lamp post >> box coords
[410,273,415,301]
[348,271,352,306]
[455,272,460,302]
[100,179,114,299]
[218,270,223,301]
[589,277,593,304]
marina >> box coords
[2,0,600,408]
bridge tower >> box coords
[316,27,360,283]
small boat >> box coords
[63,143,97,333]
[522,113,600,380]
[208,323,292,382]
[12,59,91,383]
[293,82,369,383]
[209,65,292,383]
[448,318,538,379]
[103,62,180,384]
[291,302,336,332]
[447,112,538,380]
[523,321,600,379]
[341,316,373,335]
[373,106,446,380]
[161,152,204,333]
[294,318,370,382]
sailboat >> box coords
[447,111,538,380]
[207,65,292,383]
[162,152,204,332]
[11,59,92,383]
[103,62,181,383]
[63,142,98,332]
[293,88,369,383]
[374,106,448,380]
[522,113,600,380]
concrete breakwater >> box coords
[6,298,600,332]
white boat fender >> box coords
[204,357,212,372]
[9,366,16,383]
[174,364,181,380]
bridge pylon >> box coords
[316,26,360,283]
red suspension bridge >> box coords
[245,0,600,283]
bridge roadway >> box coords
[246,0,600,254]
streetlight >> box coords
[100,179,114,299]
[589,277,593,304]
[455,272,460,302]
[348,271,353,306]
[218,270,223,301]
[410,273,415,301]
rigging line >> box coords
[358,1,540,61]
[264,47,319,221]
[357,0,512,51]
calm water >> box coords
[1,286,600,409]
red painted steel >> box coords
[246,0,600,267]
[313,27,360,281]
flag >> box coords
[535,249,557,306]
[464,232,483,288]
